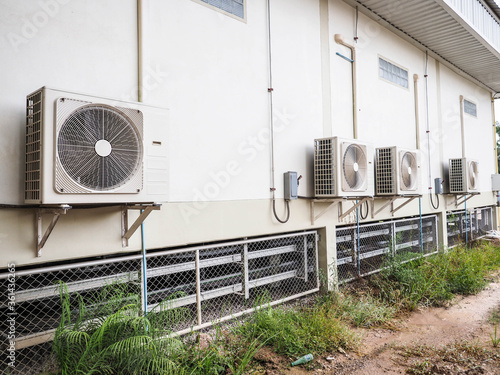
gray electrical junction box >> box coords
[284,171,298,200]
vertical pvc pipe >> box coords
[414,74,420,150]
[419,197,423,254]
[334,34,357,139]
[459,95,466,158]
[137,0,143,102]
[141,210,148,316]
[356,200,360,276]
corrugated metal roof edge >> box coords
[342,0,500,94]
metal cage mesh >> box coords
[336,215,439,284]
[0,232,318,374]
[447,207,492,246]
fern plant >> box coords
[53,282,185,375]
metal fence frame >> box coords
[1,231,319,374]
[446,206,493,247]
[336,215,439,284]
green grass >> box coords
[370,241,500,311]
[489,305,500,325]
[237,299,360,357]
[318,290,396,328]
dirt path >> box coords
[254,280,500,374]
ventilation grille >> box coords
[342,143,367,191]
[468,161,478,190]
[375,147,395,195]
[400,151,418,190]
[56,104,142,192]
[449,158,465,193]
[25,90,43,203]
[314,138,335,196]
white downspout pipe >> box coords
[459,95,466,158]
[137,0,143,103]
[413,74,420,150]
[334,34,357,139]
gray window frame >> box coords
[463,99,477,117]
[192,0,246,21]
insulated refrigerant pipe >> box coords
[334,34,357,139]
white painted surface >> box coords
[0,0,497,267]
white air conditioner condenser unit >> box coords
[25,87,169,204]
[448,158,479,193]
[375,147,420,196]
[314,136,374,198]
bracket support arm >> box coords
[122,204,161,247]
[36,206,71,257]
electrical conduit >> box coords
[267,0,290,223]
[425,52,439,209]
[137,0,148,315]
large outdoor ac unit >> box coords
[375,147,420,196]
[314,137,374,197]
[448,158,479,193]
[25,87,169,204]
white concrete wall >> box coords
[0,0,138,205]
[0,0,497,268]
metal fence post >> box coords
[356,200,360,277]
[464,200,469,248]
[419,197,424,254]
[195,249,202,326]
[391,221,396,257]
[141,210,148,316]
[242,243,249,299]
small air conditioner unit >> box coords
[314,136,374,198]
[375,147,420,196]
[25,87,169,204]
[448,158,479,193]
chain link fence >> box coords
[336,215,439,284]
[447,206,493,247]
[0,231,318,374]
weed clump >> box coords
[238,299,360,357]
[370,241,500,310]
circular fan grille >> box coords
[57,105,142,191]
[400,152,417,190]
[469,161,478,189]
[342,144,367,190]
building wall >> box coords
[0,0,497,269]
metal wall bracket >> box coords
[444,192,480,209]
[310,197,373,224]
[121,204,162,247]
[36,206,71,257]
[370,195,421,218]
[338,197,372,220]
[310,199,339,225]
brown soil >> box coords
[250,279,500,375]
